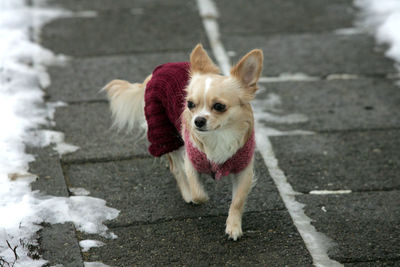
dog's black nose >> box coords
[194,117,207,128]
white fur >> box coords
[196,77,212,121]
[104,81,147,135]
[168,147,192,203]
[196,127,243,164]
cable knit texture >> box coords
[144,62,190,157]
[144,61,255,179]
[184,129,255,180]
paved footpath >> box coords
[29,0,399,266]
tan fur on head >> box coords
[190,44,220,75]
[230,49,263,95]
[183,47,263,164]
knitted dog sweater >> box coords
[144,62,190,157]
[144,62,255,179]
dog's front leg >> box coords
[226,158,254,240]
[184,153,209,204]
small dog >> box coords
[103,44,263,240]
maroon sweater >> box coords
[144,62,190,157]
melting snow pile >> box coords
[0,1,118,266]
[355,0,400,66]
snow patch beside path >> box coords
[355,0,400,67]
[0,1,118,266]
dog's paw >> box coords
[181,191,192,203]
[191,192,209,204]
[225,217,243,241]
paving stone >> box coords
[216,0,355,35]
[65,153,285,226]
[54,102,148,162]
[269,130,400,193]
[39,223,83,267]
[224,34,396,76]
[297,192,400,263]
[28,145,69,197]
[40,4,208,57]
[255,78,400,132]
[46,52,188,102]
[79,211,313,266]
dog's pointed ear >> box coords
[230,49,263,92]
[190,44,220,74]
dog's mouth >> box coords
[195,124,220,132]
[195,127,208,132]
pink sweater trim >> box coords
[184,129,255,180]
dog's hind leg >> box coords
[167,147,192,203]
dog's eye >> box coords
[187,101,195,109]
[213,103,226,112]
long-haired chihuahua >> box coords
[103,44,263,240]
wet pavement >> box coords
[30,0,400,266]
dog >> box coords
[103,44,263,240]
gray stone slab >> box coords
[46,52,188,102]
[39,223,83,267]
[255,78,400,132]
[79,211,313,266]
[224,34,396,76]
[40,4,208,57]
[216,0,355,35]
[270,130,400,193]
[54,102,148,162]
[297,191,400,263]
[28,146,69,197]
[65,153,285,226]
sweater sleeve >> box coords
[144,62,190,157]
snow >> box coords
[0,1,118,266]
[84,262,111,267]
[355,0,400,67]
[255,128,342,267]
[79,240,105,252]
[310,190,352,195]
[258,73,319,83]
[70,187,91,196]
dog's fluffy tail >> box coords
[102,76,151,135]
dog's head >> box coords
[184,44,263,134]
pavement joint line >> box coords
[61,48,201,59]
[312,127,400,135]
[197,1,342,266]
[61,154,152,165]
[337,256,400,264]
[60,161,74,195]
[66,99,108,105]
[216,30,368,37]
[105,209,288,230]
